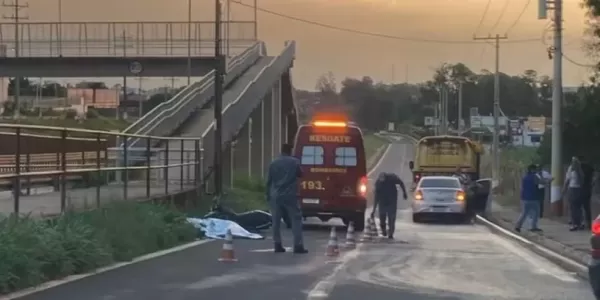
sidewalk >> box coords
[485,200,590,269]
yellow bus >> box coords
[408,135,484,185]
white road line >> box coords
[306,244,363,299]
[477,215,586,281]
[368,144,392,177]
[3,239,213,300]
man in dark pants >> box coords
[372,172,408,239]
[580,156,594,229]
[266,143,308,254]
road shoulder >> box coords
[477,201,590,279]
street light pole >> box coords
[214,0,224,197]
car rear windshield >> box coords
[420,178,460,188]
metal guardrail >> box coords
[0,21,256,57]
[124,41,264,149]
[0,123,203,215]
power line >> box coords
[231,0,541,45]
[488,0,510,33]
[504,0,531,34]
[562,53,596,68]
[474,0,493,35]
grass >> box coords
[0,201,197,295]
[363,134,388,160]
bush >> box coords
[0,202,197,294]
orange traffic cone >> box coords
[218,229,238,262]
[325,226,340,257]
[345,221,356,249]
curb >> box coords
[476,213,590,280]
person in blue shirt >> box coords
[266,143,308,254]
[515,164,543,232]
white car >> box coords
[411,176,467,223]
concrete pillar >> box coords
[250,102,264,179]
[272,79,282,156]
[263,90,273,172]
[232,121,251,180]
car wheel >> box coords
[412,214,421,223]
[353,213,365,232]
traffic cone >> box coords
[218,229,238,262]
[345,221,356,249]
[325,226,340,257]
[360,217,375,242]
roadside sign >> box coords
[424,116,437,126]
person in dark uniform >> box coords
[266,143,308,254]
[372,172,408,239]
[580,156,594,229]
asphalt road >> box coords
[16,136,594,300]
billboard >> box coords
[67,88,120,108]
[525,116,546,133]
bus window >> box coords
[301,145,324,165]
[335,146,357,166]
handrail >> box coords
[200,41,295,139]
[124,42,263,148]
[0,123,201,141]
[122,41,261,136]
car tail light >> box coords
[591,219,600,259]
[456,190,466,201]
[358,176,367,197]
[414,190,423,200]
[593,219,600,235]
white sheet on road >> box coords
[187,217,264,240]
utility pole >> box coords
[458,81,464,132]
[391,64,395,82]
[136,76,145,118]
[539,0,563,215]
[3,0,28,119]
[473,34,508,180]
[214,0,225,197]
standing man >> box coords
[515,164,543,233]
[266,143,308,254]
[563,156,585,231]
[372,172,408,239]
[536,164,553,218]
[580,156,594,229]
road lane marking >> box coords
[2,239,214,300]
[250,247,292,253]
[368,144,391,177]
[306,244,363,299]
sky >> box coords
[16,0,595,90]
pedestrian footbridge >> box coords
[122,40,298,190]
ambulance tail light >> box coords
[358,176,368,197]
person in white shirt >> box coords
[535,165,553,218]
[562,156,585,231]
